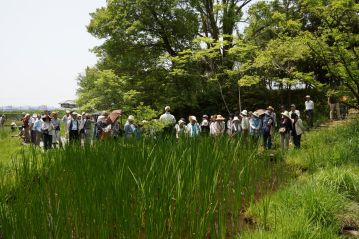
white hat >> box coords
[189,116,197,122]
[216,115,225,121]
[306,95,310,98]
[11,122,16,126]
[241,110,248,116]
[32,113,38,118]
[178,119,185,125]
[165,106,171,111]
[281,110,290,118]
[97,115,105,123]
[82,112,86,115]
[233,116,240,122]
[253,112,259,118]
[128,115,135,121]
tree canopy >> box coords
[77,0,359,115]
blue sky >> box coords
[0,0,106,107]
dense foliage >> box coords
[77,0,359,114]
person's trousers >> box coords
[69,130,79,142]
[330,103,341,120]
[31,130,37,144]
[35,131,43,146]
[280,133,290,150]
[263,131,272,149]
[43,134,52,150]
[293,134,302,149]
[24,127,31,143]
[306,110,314,128]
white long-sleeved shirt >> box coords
[210,121,225,136]
[305,100,314,110]
[159,112,176,124]
[241,117,250,130]
[186,123,201,137]
[41,121,53,133]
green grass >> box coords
[242,117,359,239]
[0,136,285,238]
[0,128,23,166]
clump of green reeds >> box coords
[0,136,281,238]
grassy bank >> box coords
[242,117,359,238]
[0,136,286,238]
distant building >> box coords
[59,100,77,109]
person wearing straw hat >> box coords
[211,114,225,136]
[279,111,293,151]
[186,116,201,138]
[230,116,241,137]
[51,112,62,148]
[175,119,186,139]
[124,115,137,139]
[62,110,71,142]
[226,113,234,135]
[262,111,274,149]
[22,113,31,143]
[41,115,53,150]
[68,112,80,143]
[33,114,43,146]
[200,115,210,135]
[291,112,305,149]
[249,112,261,138]
[240,110,249,138]
[29,113,38,144]
[10,122,17,132]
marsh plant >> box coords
[0,136,281,238]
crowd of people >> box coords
[0,95,327,151]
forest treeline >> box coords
[76,0,359,116]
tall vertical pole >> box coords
[238,83,242,113]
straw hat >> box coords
[267,106,274,111]
[11,122,16,126]
[253,112,259,118]
[306,95,310,98]
[281,111,290,118]
[178,119,185,125]
[32,113,38,118]
[233,116,240,122]
[66,110,70,114]
[189,116,197,122]
[241,110,248,116]
[165,106,171,111]
[128,115,135,121]
[216,115,225,121]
